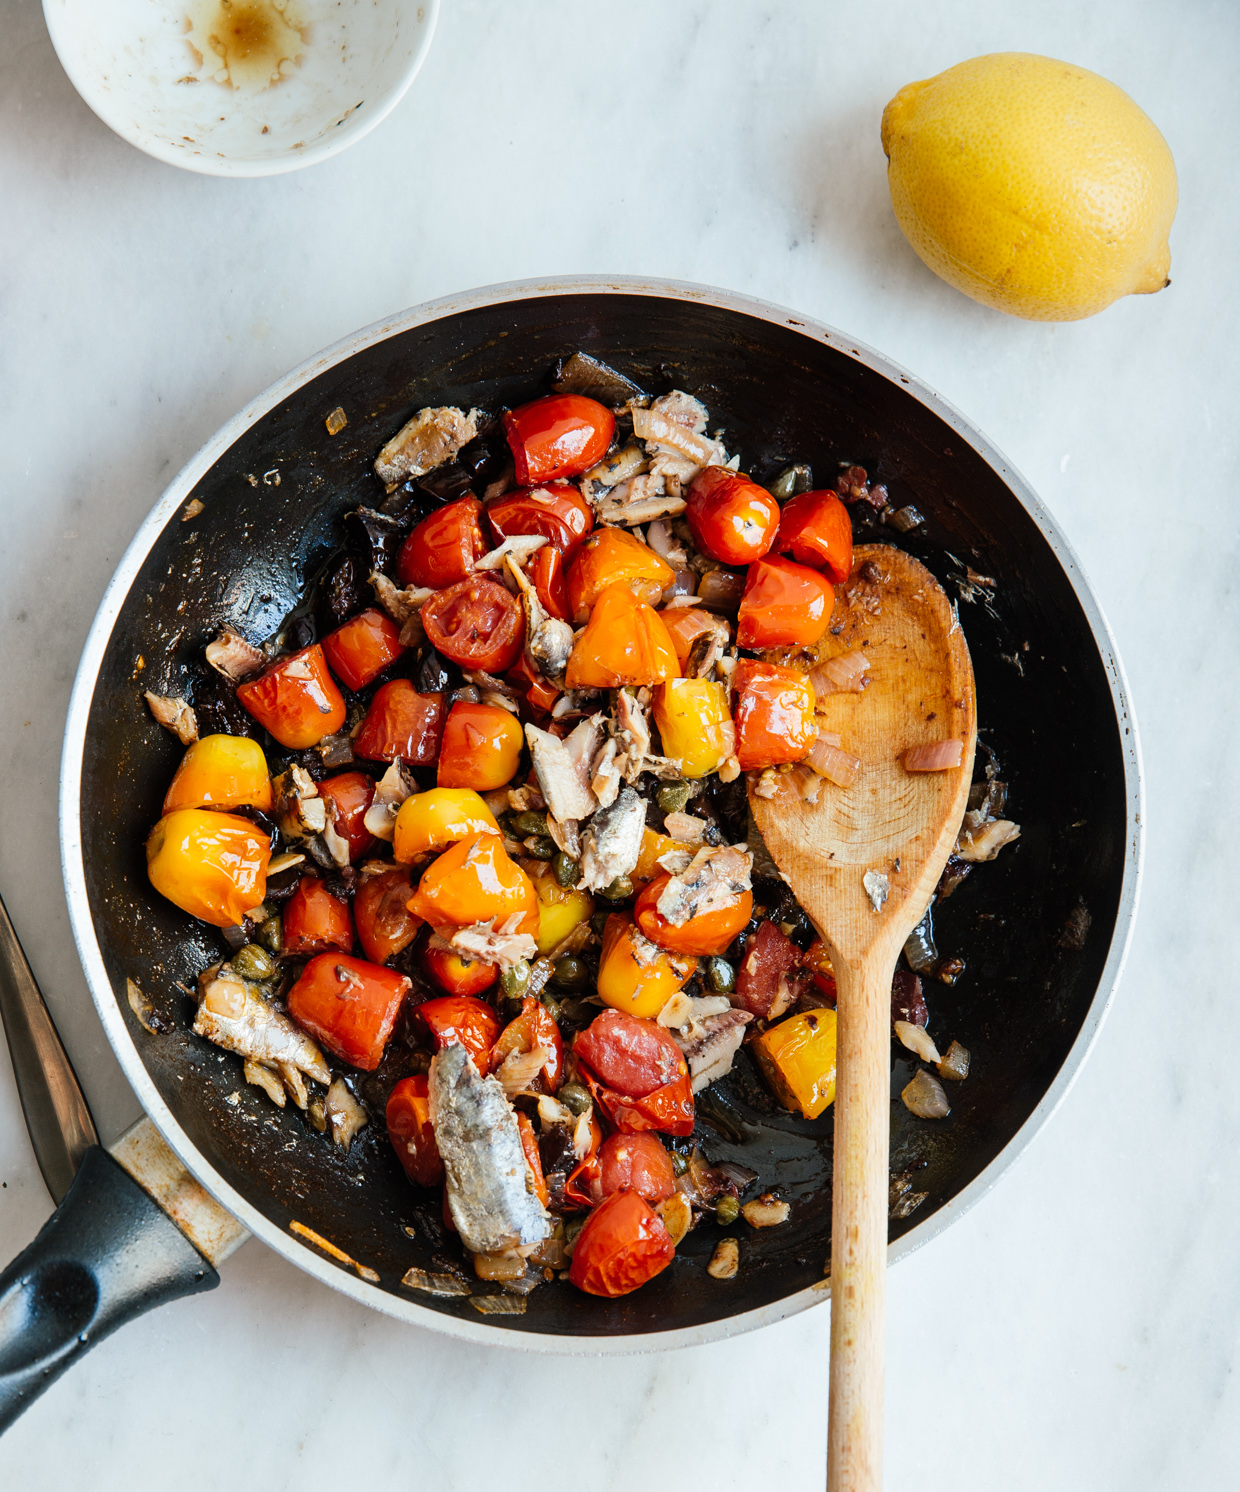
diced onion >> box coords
[937,1040,971,1081]
[894,1020,941,1063]
[804,732,861,788]
[809,650,870,697]
[903,740,965,773]
[901,1069,951,1119]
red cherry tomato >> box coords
[423,940,498,997]
[734,920,803,1018]
[386,1075,444,1187]
[487,483,594,558]
[417,995,502,1075]
[564,1110,605,1209]
[527,545,569,620]
[775,489,853,584]
[731,659,817,771]
[317,770,376,862]
[568,1189,675,1297]
[421,575,525,673]
[580,1065,696,1136]
[804,940,838,1006]
[282,878,354,956]
[503,394,615,485]
[574,1009,688,1097]
[437,701,524,791]
[506,652,561,715]
[354,867,421,963]
[286,953,410,1070]
[736,554,834,649]
[517,1112,550,1209]
[685,466,780,566]
[236,644,346,749]
[634,872,753,957]
[353,680,444,764]
[396,497,490,589]
[491,996,564,1092]
[598,1132,677,1204]
[320,608,405,692]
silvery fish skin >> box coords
[194,971,330,1087]
[428,1041,551,1254]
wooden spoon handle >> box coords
[827,951,893,1492]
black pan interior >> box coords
[77,292,1128,1337]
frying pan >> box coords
[47,276,1138,1354]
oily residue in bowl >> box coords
[184,0,307,94]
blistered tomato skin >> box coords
[162,734,272,814]
[406,832,538,935]
[491,996,564,1091]
[652,679,734,779]
[598,1132,677,1204]
[236,645,346,749]
[386,1075,444,1187]
[564,583,678,689]
[320,608,405,692]
[352,681,444,765]
[354,866,421,963]
[487,483,594,558]
[504,395,615,485]
[317,771,376,861]
[397,497,490,590]
[424,942,498,997]
[146,809,271,927]
[282,878,354,956]
[437,702,524,791]
[775,489,854,584]
[731,660,817,771]
[574,1009,689,1097]
[751,1007,839,1119]
[286,954,411,1071]
[736,554,834,650]
[392,788,500,860]
[421,575,525,673]
[568,1189,675,1297]
[566,528,674,623]
[418,995,502,1075]
[685,466,780,566]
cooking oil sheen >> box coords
[184,0,308,94]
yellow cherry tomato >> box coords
[437,702,525,791]
[392,788,500,861]
[750,1009,838,1119]
[529,866,594,954]
[596,913,696,1020]
[632,826,693,890]
[162,734,273,814]
[146,809,271,927]
[653,678,735,779]
[406,833,538,934]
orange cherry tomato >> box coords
[491,995,564,1091]
[353,680,444,764]
[421,575,525,673]
[321,608,405,692]
[568,1189,675,1297]
[386,1075,444,1187]
[566,528,674,623]
[633,873,753,957]
[236,644,346,749]
[162,734,273,815]
[731,659,817,771]
[685,466,780,566]
[516,1112,550,1209]
[736,554,834,649]
[487,483,594,558]
[286,953,410,1070]
[598,1132,677,1204]
[424,939,498,997]
[396,496,490,589]
[317,770,376,861]
[437,702,524,791]
[596,913,697,1018]
[504,394,615,485]
[659,607,725,675]
[527,545,569,620]
[417,994,502,1074]
[146,809,270,928]
[775,488,853,584]
[564,583,678,689]
[354,867,421,963]
[282,877,354,956]
[506,653,561,715]
[406,832,538,935]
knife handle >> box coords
[0,1146,218,1434]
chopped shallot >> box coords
[894,1020,941,1064]
[901,1069,951,1119]
[809,650,870,697]
[903,739,965,773]
[956,815,1021,862]
[804,731,861,788]
[937,1041,971,1081]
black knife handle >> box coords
[0,1146,219,1433]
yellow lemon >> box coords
[881,53,1177,321]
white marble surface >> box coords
[1,0,1237,1484]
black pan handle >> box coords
[0,1145,218,1433]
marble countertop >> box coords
[2,1,1236,1485]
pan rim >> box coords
[58,274,1144,1354]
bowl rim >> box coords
[59,275,1144,1353]
[40,0,440,179]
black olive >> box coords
[416,646,457,695]
[346,506,408,576]
[416,462,475,505]
[317,552,366,629]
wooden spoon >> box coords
[749,543,976,1492]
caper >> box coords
[705,956,736,994]
[255,915,283,954]
[550,955,588,990]
[670,1149,689,1177]
[591,910,612,939]
[539,994,563,1022]
[768,463,812,501]
[715,1194,740,1226]
[511,810,549,837]
[558,1083,592,1116]
[553,851,581,888]
[501,961,531,999]
[656,780,693,814]
[232,943,276,982]
[525,835,557,861]
[599,874,634,902]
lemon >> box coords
[881,53,1177,321]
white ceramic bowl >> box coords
[42,0,438,177]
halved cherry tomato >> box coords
[685,466,780,566]
[286,953,410,1070]
[633,873,753,958]
[596,913,696,1018]
[487,483,593,558]
[417,994,502,1074]
[731,659,817,771]
[421,575,525,673]
[146,809,270,928]
[775,489,853,584]
[736,554,834,650]
[424,938,498,997]
[354,867,421,963]
[490,996,564,1091]
[353,680,444,764]
[406,832,538,935]
[282,877,354,956]
[163,734,273,815]
[506,652,561,715]
[438,702,524,791]
[568,1189,675,1297]
[504,394,615,485]
[386,1075,444,1187]
[527,545,568,620]
[236,644,346,749]
[566,528,674,623]
[320,608,405,692]
[581,1066,695,1137]
[396,497,489,589]
[734,920,803,1018]
[564,583,678,689]
[393,788,501,860]
[517,1112,550,1209]
[317,770,376,861]
[598,1132,677,1204]
[574,1010,688,1096]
